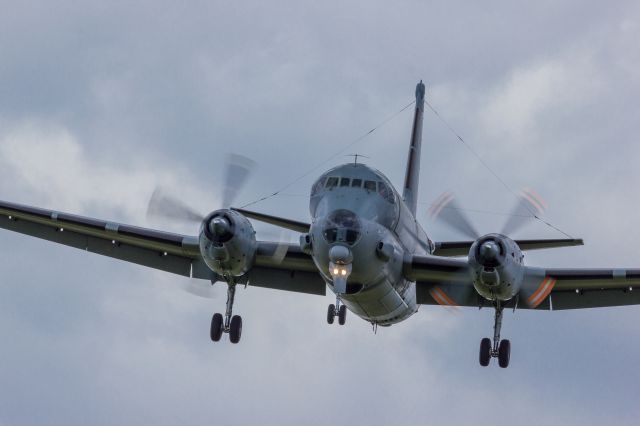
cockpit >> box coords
[311,175,396,204]
[309,163,400,230]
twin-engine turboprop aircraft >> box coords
[2,81,640,368]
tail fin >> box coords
[402,80,426,215]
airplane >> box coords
[2,80,640,368]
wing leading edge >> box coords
[433,238,584,257]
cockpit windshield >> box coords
[311,175,396,205]
[322,209,361,245]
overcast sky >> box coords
[1,1,640,425]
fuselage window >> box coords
[364,180,377,192]
[351,178,362,188]
[326,177,339,188]
[340,178,351,187]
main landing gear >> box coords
[210,281,243,344]
[327,296,347,325]
[479,301,510,368]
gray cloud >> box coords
[1,1,640,425]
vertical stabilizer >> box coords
[402,80,426,215]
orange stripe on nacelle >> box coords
[526,277,556,308]
[429,287,459,307]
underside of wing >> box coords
[409,254,484,308]
[191,241,326,296]
[0,199,325,296]
[543,267,640,310]
[0,199,199,276]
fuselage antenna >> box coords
[346,153,370,165]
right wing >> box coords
[0,199,325,296]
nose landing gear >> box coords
[327,297,347,325]
[210,280,243,344]
[479,302,510,368]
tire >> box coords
[327,304,335,324]
[210,313,224,342]
[338,305,347,325]
[498,339,510,368]
[479,337,491,367]
[229,315,243,344]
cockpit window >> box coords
[322,209,361,245]
[325,177,339,188]
[351,178,362,188]
[340,178,350,187]
[378,181,395,204]
[364,180,377,192]
[311,178,325,196]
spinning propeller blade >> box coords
[428,192,479,239]
[181,279,222,299]
[146,153,256,224]
[429,188,547,238]
[146,188,204,224]
[221,154,256,208]
[500,188,547,236]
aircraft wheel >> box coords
[229,315,242,344]
[479,337,491,367]
[498,339,510,368]
[338,305,347,325]
[327,304,335,324]
[210,313,224,342]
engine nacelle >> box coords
[199,209,257,278]
[468,233,525,302]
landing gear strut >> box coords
[210,281,243,344]
[327,296,347,325]
[479,302,510,368]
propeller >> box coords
[146,153,256,224]
[428,189,547,238]
[428,192,479,239]
[181,279,222,299]
[146,188,204,224]
[500,188,547,236]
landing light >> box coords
[329,262,352,280]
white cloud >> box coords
[0,120,214,232]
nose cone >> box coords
[210,217,231,236]
[479,241,500,261]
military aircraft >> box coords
[2,81,639,368]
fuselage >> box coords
[308,163,431,326]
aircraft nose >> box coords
[329,244,353,294]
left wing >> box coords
[410,254,640,310]
[0,199,325,296]
[533,267,640,310]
